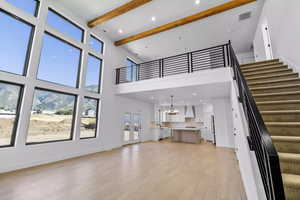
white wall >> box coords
[236,51,255,65]
[212,98,234,148]
[253,0,300,72]
[116,67,232,94]
[230,81,267,200]
[0,0,154,173]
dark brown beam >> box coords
[88,0,153,28]
[115,0,256,46]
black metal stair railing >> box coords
[228,41,285,200]
[115,44,229,84]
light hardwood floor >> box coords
[0,141,246,200]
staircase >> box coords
[241,59,300,200]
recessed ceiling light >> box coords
[118,29,123,34]
[151,16,156,22]
[195,0,200,5]
[192,93,197,96]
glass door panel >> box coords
[123,113,141,145]
[123,113,131,144]
[132,113,141,141]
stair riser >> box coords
[284,187,300,200]
[274,141,300,154]
[241,59,280,67]
[251,86,300,94]
[249,79,300,88]
[247,74,299,83]
[262,113,300,122]
[254,94,300,101]
[241,65,287,74]
[257,103,300,111]
[241,62,281,70]
[268,126,300,136]
[280,161,300,175]
[244,69,292,79]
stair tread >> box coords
[248,78,300,85]
[261,110,300,114]
[272,136,300,142]
[242,64,287,73]
[251,84,300,91]
[253,91,300,97]
[240,59,280,66]
[282,173,300,188]
[266,122,300,126]
[279,153,300,162]
[241,62,282,70]
[246,72,298,81]
[256,100,300,105]
[244,68,291,76]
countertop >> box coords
[172,128,201,131]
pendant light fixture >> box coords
[167,95,179,115]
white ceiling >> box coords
[121,82,231,105]
[55,0,264,61]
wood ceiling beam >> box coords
[115,0,256,46]
[88,0,153,28]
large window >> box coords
[0,3,104,147]
[89,35,104,53]
[0,11,34,75]
[80,97,99,139]
[47,9,83,42]
[6,0,39,16]
[85,54,102,93]
[126,58,137,82]
[0,82,22,147]
[27,89,76,144]
[37,33,81,87]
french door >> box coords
[123,113,141,145]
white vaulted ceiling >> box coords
[54,0,264,61]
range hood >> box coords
[185,105,195,118]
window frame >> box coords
[26,87,78,145]
[80,96,99,140]
[37,31,82,89]
[47,8,84,43]
[89,34,104,54]
[5,0,40,17]
[0,1,104,147]
[126,58,137,82]
[0,81,24,148]
[0,8,36,76]
[85,53,103,94]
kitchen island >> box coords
[171,128,201,144]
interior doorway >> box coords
[123,112,141,145]
[262,22,273,60]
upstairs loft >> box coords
[115,43,231,85]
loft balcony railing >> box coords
[115,44,230,84]
[115,41,286,199]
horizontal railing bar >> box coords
[192,54,224,59]
[192,59,224,64]
[192,49,224,55]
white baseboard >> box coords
[0,144,121,174]
[280,56,300,74]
